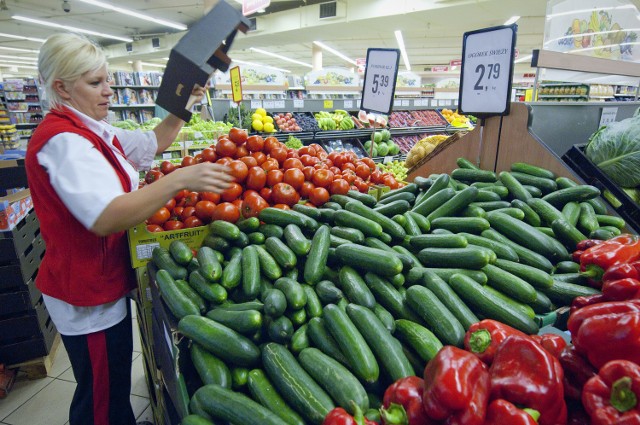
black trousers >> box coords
[61,302,136,425]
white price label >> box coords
[393,99,402,107]
[250,99,262,109]
[162,153,172,159]
[459,25,516,115]
[599,107,618,127]
[293,99,304,108]
[263,100,275,109]
[413,99,423,107]
[361,48,400,115]
[274,100,286,109]
[344,100,354,109]
[401,100,410,107]
[383,156,394,164]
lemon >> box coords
[263,122,275,133]
[263,115,274,124]
[255,108,267,117]
[252,120,264,131]
[251,113,262,122]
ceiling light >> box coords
[232,59,290,73]
[0,59,40,65]
[394,30,411,71]
[313,41,357,66]
[0,32,46,43]
[249,47,312,68]
[127,60,166,68]
[76,0,187,31]
[0,63,38,69]
[0,45,40,53]
[504,16,520,25]
[0,54,38,61]
[12,15,133,42]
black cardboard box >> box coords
[0,232,44,292]
[0,312,56,365]
[0,209,40,263]
[155,0,250,122]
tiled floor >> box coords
[0,303,154,425]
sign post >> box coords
[360,48,400,158]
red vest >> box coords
[26,108,136,306]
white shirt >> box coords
[37,106,158,335]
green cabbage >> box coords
[585,111,640,188]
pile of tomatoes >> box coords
[145,128,402,231]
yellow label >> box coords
[230,66,243,103]
[323,100,334,109]
[525,88,533,102]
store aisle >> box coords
[0,302,154,425]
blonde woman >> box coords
[26,33,231,425]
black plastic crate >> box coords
[0,209,40,262]
[0,278,40,316]
[0,233,44,292]
[562,144,640,233]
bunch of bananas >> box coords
[315,110,355,131]
[378,160,408,182]
[405,134,450,168]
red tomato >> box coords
[246,135,265,152]
[354,178,369,193]
[261,158,280,173]
[312,169,334,188]
[382,174,399,190]
[238,155,258,169]
[241,193,269,218]
[309,187,330,206]
[216,157,232,166]
[251,151,267,165]
[212,202,240,223]
[362,157,376,170]
[283,158,303,170]
[147,207,170,225]
[266,169,284,187]
[302,166,315,181]
[201,147,217,163]
[329,179,350,195]
[172,206,184,219]
[146,224,164,232]
[310,143,325,155]
[164,197,176,210]
[271,183,300,207]
[183,191,200,207]
[286,149,300,159]
[194,200,216,222]
[300,181,315,198]
[200,192,221,204]
[272,204,291,210]
[221,182,243,202]
[235,145,249,159]
[180,206,196,221]
[243,190,259,199]
[259,187,272,203]
[181,156,196,167]
[228,160,249,183]
[264,137,280,153]
[183,216,204,228]
[342,169,357,185]
[298,146,313,156]
[216,139,237,158]
[144,169,163,184]
[283,168,304,191]
[160,161,176,175]
[370,169,382,184]
[332,153,348,168]
[232,198,243,209]
[194,153,204,164]
[341,162,356,172]
[270,146,288,166]
[163,220,185,231]
[229,127,248,146]
[246,166,267,191]
[174,189,189,201]
[329,166,341,175]
[355,163,371,180]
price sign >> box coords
[229,66,243,103]
[274,100,286,109]
[599,107,618,127]
[263,100,275,109]
[250,99,262,109]
[323,100,334,109]
[361,48,400,115]
[344,100,353,109]
[458,24,517,116]
[293,99,304,108]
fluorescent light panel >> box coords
[0,45,39,53]
[76,0,187,31]
[0,63,38,69]
[0,32,46,43]
[514,54,532,64]
[394,30,411,71]
[233,59,290,73]
[504,16,520,25]
[250,47,312,68]
[12,15,133,42]
[313,41,357,66]
[0,54,37,61]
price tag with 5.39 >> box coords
[361,48,400,115]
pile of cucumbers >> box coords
[154,157,624,425]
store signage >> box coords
[242,0,270,16]
[356,58,366,74]
[459,24,517,116]
[324,100,334,109]
[344,100,354,109]
[431,65,449,72]
[229,66,243,103]
[449,59,462,68]
[250,99,262,109]
[293,99,304,108]
[599,107,618,127]
[360,48,400,115]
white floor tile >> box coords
[3,379,75,425]
[130,395,150,421]
[131,355,150,398]
[0,377,53,422]
[132,317,142,353]
[57,367,75,383]
[47,343,71,379]
[137,403,155,424]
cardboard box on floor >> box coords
[155,0,250,122]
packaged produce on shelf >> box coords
[315,110,355,131]
[404,134,450,168]
[440,108,475,128]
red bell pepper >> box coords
[484,399,539,425]
[324,404,379,425]
[582,360,640,425]
[576,239,604,251]
[602,262,640,283]
[381,376,432,425]
[423,345,490,425]
[570,294,607,315]
[489,335,567,425]
[558,345,597,401]
[530,333,567,359]
[463,319,527,365]
[571,250,584,263]
[602,277,640,301]
[579,234,640,287]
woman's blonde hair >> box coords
[38,33,108,109]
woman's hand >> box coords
[173,162,233,194]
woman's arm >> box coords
[90,161,232,236]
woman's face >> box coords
[65,65,114,121]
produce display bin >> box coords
[562,144,640,233]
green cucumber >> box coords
[405,285,465,346]
[551,273,587,285]
[203,235,230,253]
[448,274,539,334]
[206,308,262,335]
[329,234,350,247]
[242,246,261,299]
[192,384,283,425]
[338,266,376,309]
[405,211,431,233]
[499,171,533,202]
[346,201,406,240]
[462,204,487,218]
[169,240,193,266]
[392,245,421,268]
[526,198,567,226]
[372,303,395,333]
[247,231,266,245]
[529,290,555,314]
[419,269,479,329]
[330,226,365,244]
[401,211,422,236]
[263,288,287,318]
[376,191,416,206]
[458,233,519,262]
[511,199,542,227]
[416,173,451,202]
[231,367,249,389]
[551,218,587,251]
[221,250,242,290]
[323,304,379,383]
[267,316,294,344]
[578,202,600,235]
[210,220,241,241]
[540,281,601,305]
[306,317,349,366]
[475,189,502,202]
[542,185,601,208]
[413,175,434,190]
[334,243,403,277]
[288,307,307,328]
[555,176,578,189]
[457,157,479,169]
[426,187,479,222]
[259,207,319,232]
[492,208,526,220]
[178,315,260,367]
[481,229,554,272]
[409,267,488,285]
[364,272,422,323]
[302,284,323,318]
[283,224,312,256]
[247,369,306,425]
[315,280,343,305]
[536,226,555,238]
[346,303,414,380]
[290,324,310,354]
[481,264,537,303]
[590,228,616,240]
[411,188,456,217]
[330,194,356,208]
[237,217,260,233]
[299,347,369,414]
[265,236,297,269]
[346,190,378,208]
[481,185,510,199]
[255,245,283,281]
[431,217,490,234]
[468,201,511,211]
[561,202,581,226]
[334,210,383,238]
[215,301,264,312]
[493,258,554,289]
[322,202,343,211]
[233,232,250,247]
[600,225,622,236]
[417,246,493,269]
[555,261,580,274]
[394,319,443,363]
[274,277,307,310]
[304,226,331,285]
[511,171,558,194]
[596,214,625,229]
[188,270,227,304]
[181,414,215,425]
[155,270,200,319]
[451,168,497,183]
[511,162,556,180]
[152,246,187,280]
[197,246,223,282]
[293,203,322,221]
[190,343,232,388]
[174,279,207,314]
[410,234,468,249]
[373,200,411,217]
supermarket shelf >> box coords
[110,104,156,108]
[538,95,588,99]
[109,85,159,89]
